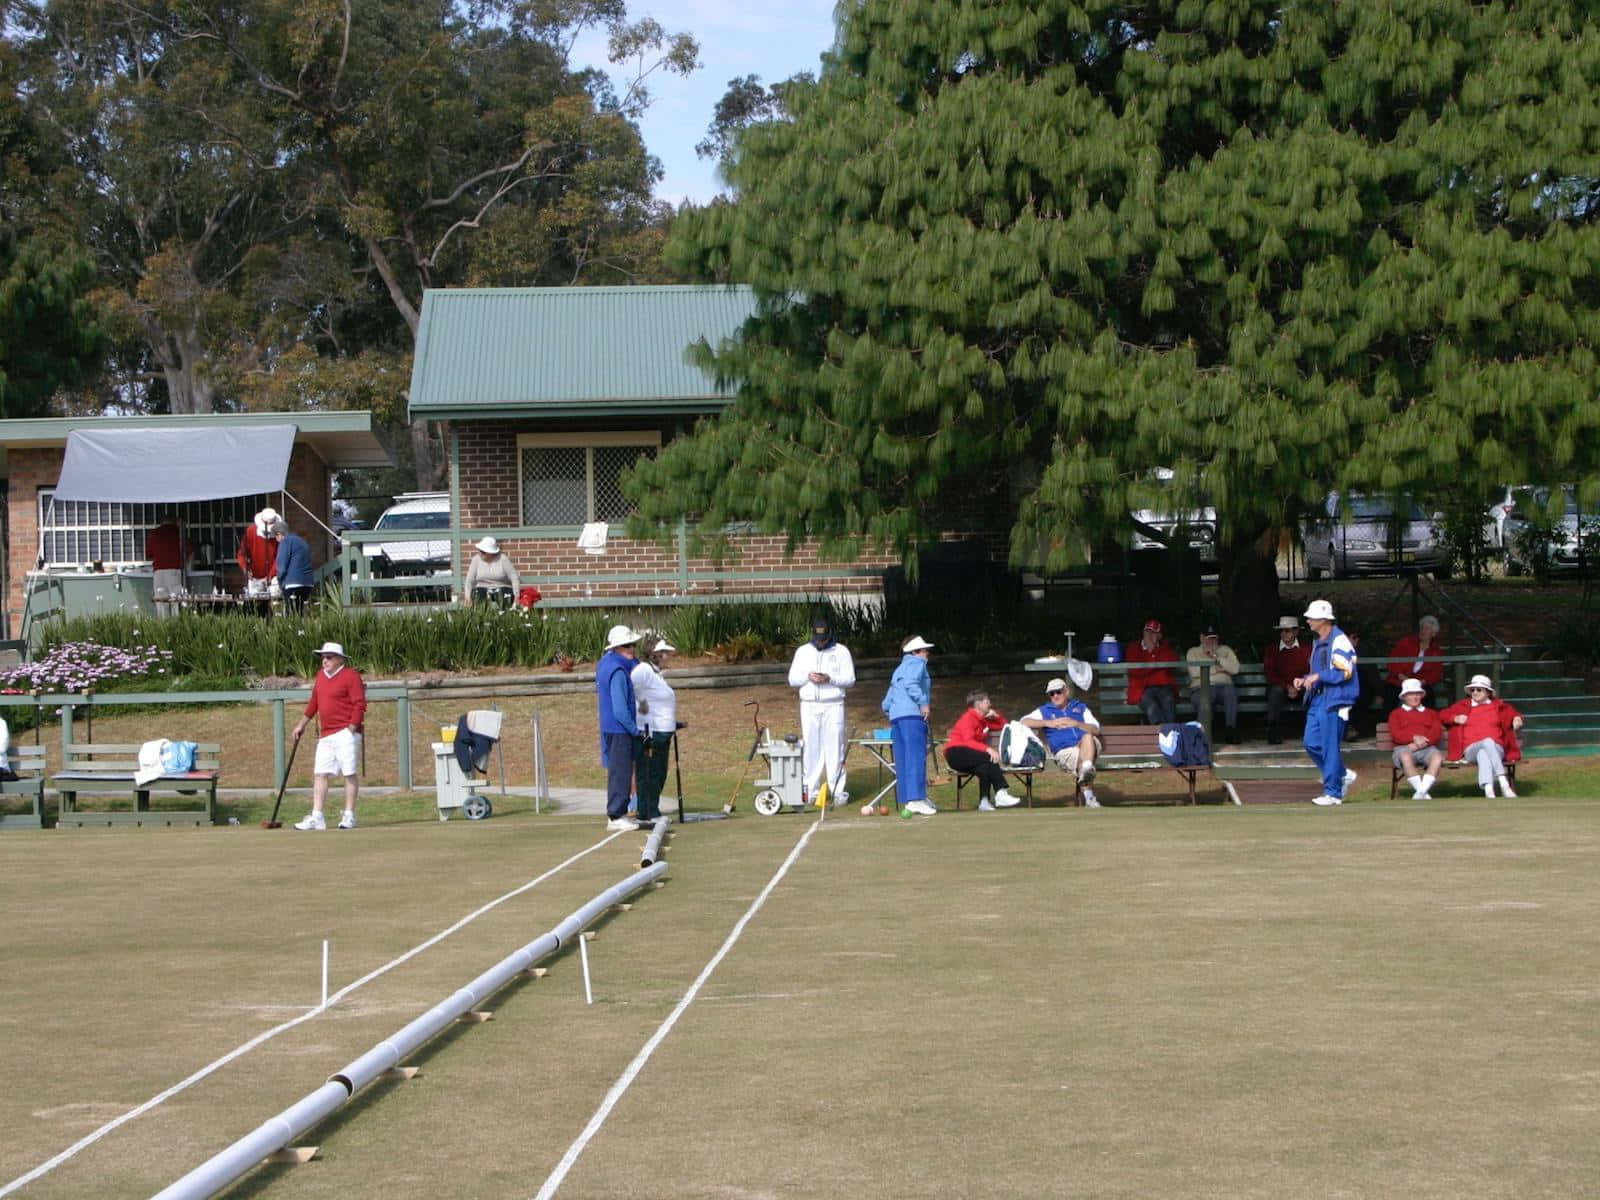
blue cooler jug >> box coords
[1096,634,1123,664]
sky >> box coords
[573,3,840,208]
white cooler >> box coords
[432,742,491,821]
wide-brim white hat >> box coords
[1303,599,1336,621]
[902,635,934,653]
[315,641,346,658]
[651,638,677,654]
[1067,658,1093,690]
[475,536,500,554]
[1466,674,1496,693]
[1399,677,1425,697]
[1277,616,1300,630]
[605,624,643,649]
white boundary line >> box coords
[533,817,822,1200]
[0,831,628,1198]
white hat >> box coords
[315,641,346,658]
[1303,599,1336,621]
[1044,677,1070,693]
[651,637,677,654]
[475,536,500,554]
[257,507,280,525]
[1277,616,1300,630]
[902,635,934,653]
[605,624,643,649]
[1399,677,1425,697]
[1466,674,1496,693]
[1068,658,1094,691]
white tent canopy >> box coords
[52,425,297,503]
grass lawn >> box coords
[2,793,1597,1199]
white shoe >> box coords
[1343,768,1358,787]
[1483,785,1496,798]
[994,789,1022,808]
[293,812,325,831]
[977,798,995,812]
[337,811,356,830]
[606,817,640,832]
[905,799,937,816]
[1415,788,1432,800]
[1311,794,1343,806]
[1497,776,1518,798]
[1081,788,1100,808]
[834,790,850,807]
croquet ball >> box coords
[899,806,914,819]
[861,802,876,816]
[878,806,890,816]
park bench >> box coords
[1090,662,1272,725]
[0,745,48,829]
[53,743,221,827]
[1090,725,1206,804]
[950,730,1044,809]
[1377,722,1521,800]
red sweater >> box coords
[1384,635,1443,687]
[146,523,186,571]
[237,524,277,580]
[1263,639,1311,689]
[305,666,366,736]
[946,707,1005,754]
[1439,698,1522,763]
[1388,704,1444,748]
[1124,639,1178,704]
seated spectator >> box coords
[1185,625,1241,744]
[1388,677,1445,798]
[1021,677,1101,808]
[1263,615,1311,745]
[1383,615,1444,712]
[1124,618,1178,726]
[464,536,520,606]
[940,689,1021,814]
[1344,630,1383,740]
[1440,674,1525,798]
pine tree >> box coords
[630,0,1600,625]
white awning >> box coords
[52,425,297,502]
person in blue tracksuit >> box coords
[880,635,934,809]
[595,624,643,831]
[1296,599,1360,805]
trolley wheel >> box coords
[753,788,783,817]
[463,794,493,821]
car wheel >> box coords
[1330,546,1347,580]
[1306,558,1323,581]
[1505,552,1524,577]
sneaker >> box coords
[1415,789,1432,800]
[1311,794,1343,806]
[977,798,995,811]
[904,799,937,817]
[993,789,1022,808]
[1081,788,1100,808]
[1497,777,1518,798]
[606,817,640,832]
[337,811,356,830]
[1077,761,1097,785]
[294,812,325,831]
[1343,768,1358,787]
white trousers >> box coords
[1462,737,1507,788]
[800,700,848,800]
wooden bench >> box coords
[53,743,221,827]
[0,745,48,829]
[1091,662,1272,725]
[949,731,1044,809]
[1378,722,1520,799]
[1092,725,1205,804]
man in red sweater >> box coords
[292,641,367,830]
[1263,615,1312,744]
[1388,677,1445,798]
[1124,618,1178,725]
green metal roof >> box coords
[407,285,758,420]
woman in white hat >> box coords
[1439,675,1525,797]
[1388,678,1445,798]
[464,535,520,606]
[880,635,934,812]
[630,635,679,822]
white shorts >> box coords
[314,728,361,776]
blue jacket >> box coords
[1032,699,1094,752]
[881,653,932,720]
[275,532,313,589]
[1308,626,1360,708]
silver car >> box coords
[1503,485,1598,575]
[1304,493,1443,578]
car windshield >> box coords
[1513,486,1581,516]
[377,511,448,531]
[1347,496,1426,520]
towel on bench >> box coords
[135,739,169,786]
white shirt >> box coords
[630,661,677,734]
[788,641,856,704]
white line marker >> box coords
[0,831,630,1198]
[579,933,594,1005]
[533,818,821,1200]
[321,940,329,1010]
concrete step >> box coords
[1524,744,1600,759]
[1527,726,1600,746]
[1502,677,1587,697]
[1504,695,1600,715]
[1501,658,1568,678]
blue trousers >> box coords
[1303,701,1348,798]
[890,716,928,805]
[603,731,638,819]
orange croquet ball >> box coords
[878,805,890,816]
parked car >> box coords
[1129,469,1218,565]
[364,491,451,577]
[1303,492,1444,578]
[1503,485,1598,575]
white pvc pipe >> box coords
[640,816,669,867]
[153,861,669,1200]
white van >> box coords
[365,491,451,577]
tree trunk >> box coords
[152,324,216,414]
[409,418,445,491]
[1218,524,1283,632]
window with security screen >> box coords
[36,490,274,568]
[518,433,659,527]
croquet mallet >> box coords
[262,730,303,829]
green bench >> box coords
[53,743,222,827]
[0,745,48,829]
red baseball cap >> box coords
[1143,619,1162,634]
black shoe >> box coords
[1225,729,1241,745]
[1266,727,1282,745]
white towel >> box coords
[466,710,503,740]
[577,522,609,555]
[135,739,169,786]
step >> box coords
[1504,695,1600,715]
[1524,744,1600,759]
[1500,659,1568,679]
[1502,677,1587,698]
[1526,726,1600,746]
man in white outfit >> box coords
[788,616,856,804]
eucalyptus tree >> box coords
[632,0,1600,624]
